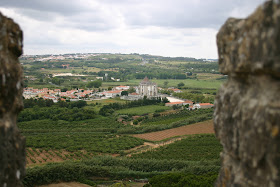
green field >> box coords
[19,53,223,186]
[19,103,214,161]
[133,134,222,161]
[102,78,224,89]
[19,117,145,154]
[140,109,212,127]
[23,135,221,186]
[115,105,170,115]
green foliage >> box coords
[115,105,169,116]
[116,109,213,134]
[23,156,220,186]
[141,109,213,127]
[87,80,102,88]
[164,81,169,87]
[172,105,181,110]
[132,134,222,161]
[20,54,222,186]
[25,134,143,154]
[99,97,163,116]
[23,98,86,109]
[162,97,169,103]
[148,172,218,187]
[18,106,94,122]
[51,77,63,85]
[19,116,144,154]
[173,91,214,103]
[23,162,110,187]
[19,100,89,122]
[128,87,136,93]
[177,82,185,88]
[121,91,128,96]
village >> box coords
[23,77,213,110]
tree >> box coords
[162,97,169,103]
[172,104,181,110]
[121,91,128,96]
[37,98,46,107]
[87,80,102,88]
[70,100,87,108]
[51,77,61,85]
[177,82,185,88]
[58,99,68,107]
[61,88,68,92]
[128,87,136,93]
[164,81,169,88]
[45,99,54,107]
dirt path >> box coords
[39,182,91,187]
[132,120,214,141]
[126,137,182,157]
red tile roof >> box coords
[129,92,139,95]
[105,90,122,94]
[166,102,184,104]
[199,103,213,106]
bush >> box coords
[148,172,218,187]
[23,162,110,187]
[153,113,160,117]
[23,156,220,186]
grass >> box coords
[196,73,224,80]
[86,98,128,112]
[154,79,224,89]
[158,60,201,65]
[102,78,224,89]
[115,105,170,115]
[132,134,222,161]
[92,98,127,105]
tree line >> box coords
[99,97,168,116]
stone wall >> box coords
[0,12,25,186]
[214,1,280,186]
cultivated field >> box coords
[102,78,224,89]
[115,105,170,115]
[39,182,91,187]
[132,120,214,141]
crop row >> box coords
[132,134,222,161]
[26,148,94,165]
[18,117,121,131]
[117,112,213,134]
[23,156,220,186]
[25,134,144,154]
[141,108,213,126]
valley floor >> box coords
[39,182,90,187]
[132,120,214,141]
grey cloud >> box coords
[0,0,121,31]
[0,0,265,31]
[0,0,90,15]
[16,8,58,22]
[117,0,265,29]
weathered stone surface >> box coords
[217,1,280,77]
[215,1,280,186]
[0,12,25,186]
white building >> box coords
[114,85,130,91]
[102,90,122,98]
[136,76,158,97]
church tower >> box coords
[137,76,158,97]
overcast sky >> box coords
[0,0,265,58]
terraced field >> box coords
[132,120,214,141]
